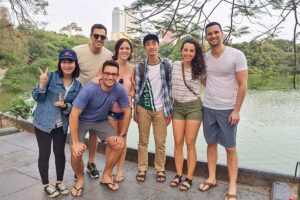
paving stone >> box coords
[0,149,38,169]
[0,132,272,200]
[0,170,39,198]
[0,140,23,155]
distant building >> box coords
[59,23,83,37]
[111,7,139,40]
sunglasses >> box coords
[93,34,107,41]
[103,72,118,77]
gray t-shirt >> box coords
[203,46,248,110]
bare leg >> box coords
[70,146,84,196]
[184,120,201,180]
[172,119,185,176]
[225,147,238,198]
[88,131,98,164]
[100,136,122,188]
[199,143,218,190]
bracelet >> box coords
[121,133,127,138]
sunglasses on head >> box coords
[93,34,106,41]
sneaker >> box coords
[87,162,99,178]
[56,182,69,195]
[44,185,59,198]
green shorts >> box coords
[172,99,203,121]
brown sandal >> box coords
[198,181,217,192]
[170,174,182,187]
[136,171,146,182]
[156,171,166,183]
[225,192,237,200]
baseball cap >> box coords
[58,48,78,60]
[143,33,159,46]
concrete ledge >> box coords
[271,182,292,200]
[0,127,19,136]
[86,139,297,188]
[2,113,34,133]
[5,117,297,189]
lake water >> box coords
[126,90,300,175]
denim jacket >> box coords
[32,71,81,134]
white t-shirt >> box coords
[171,61,201,103]
[203,46,248,110]
[147,63,164,111]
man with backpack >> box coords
[134,33,172,183]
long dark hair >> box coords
[112,38,133,61]
[180,38,206,80]
[57,59,80,78]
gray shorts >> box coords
[69,120,117,144]
[203,107,237,148]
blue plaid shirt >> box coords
[134,58,173,117]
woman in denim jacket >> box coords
[32,48,81,198]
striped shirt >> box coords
[171,61,201,103]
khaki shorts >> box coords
[172,99,203,120]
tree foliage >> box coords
[126,0,300,88]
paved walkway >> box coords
[0,132,270,200]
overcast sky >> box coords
[41,0,134,38]
[40,0,295,42]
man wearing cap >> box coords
[73,24,112,179]
[198,22,248,200]
[134,33,172,183]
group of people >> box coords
[32,21,248,200]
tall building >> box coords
[111,7,138,41]
[59,23,83,37]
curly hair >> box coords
[180,38,206,80]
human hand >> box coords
[91,76,101,85]
[166,116,171,125]
[229,110,240,126]
[54,100,66,108]
[38,67,48,90]
[112,136,124,150]
[71,142,86,157]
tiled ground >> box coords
[0,132,270,200]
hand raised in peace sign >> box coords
[38,67,48,90]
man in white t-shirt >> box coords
[134,34,172,183]
[198,22,248,200]
[73,24,113,179]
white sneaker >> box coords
[44,184,59,198]
[56,182,69,195]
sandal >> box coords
[136,171,147,182]
[169,174,182,187]
[156,171,166,183]
[70,185,84,197]
[198,181,217,192]
[100,181,119,191]
[225,192,237,200]
[179,178,192,191]
[115,175,124,183]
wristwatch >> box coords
[121,133,127,138]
